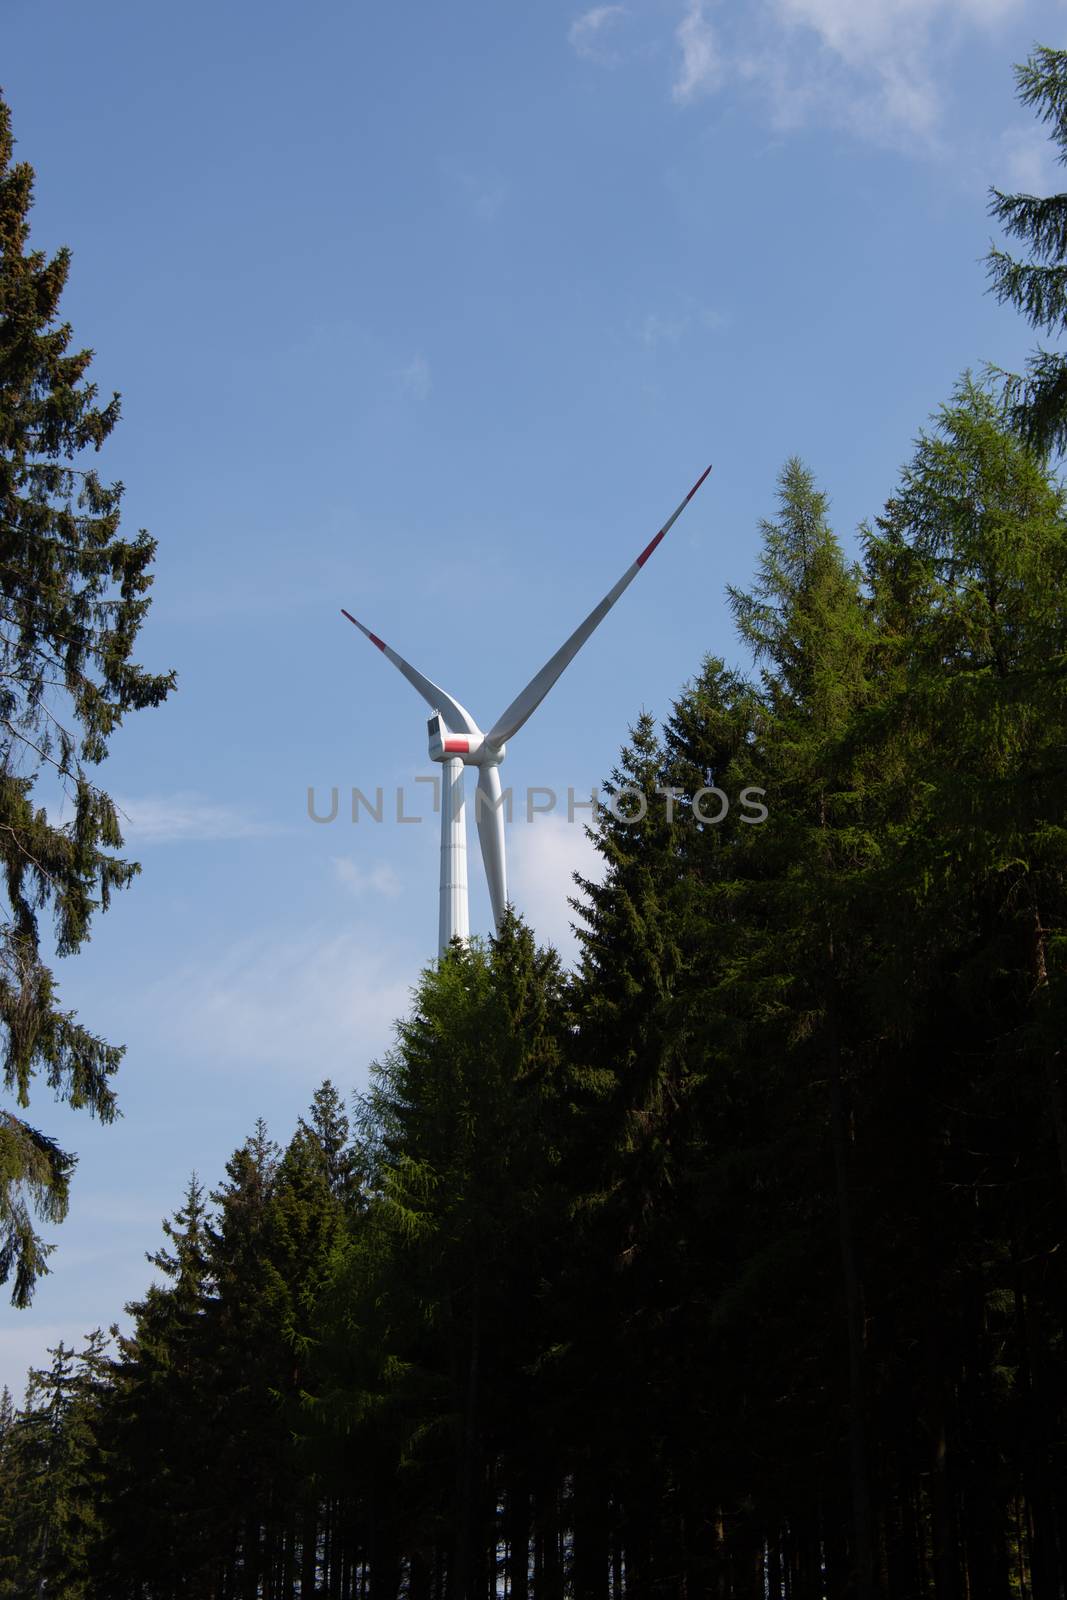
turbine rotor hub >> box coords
[427,711,497,765]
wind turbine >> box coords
[342,465,711,956]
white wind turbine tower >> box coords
[342,465,711,956]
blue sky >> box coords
[1,0,1063,1395]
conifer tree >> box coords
[339,920,567,1599]
[988,46,1067,453]
[298,1076,363,1204]
[0,92,174,1305]
[0,1331,111,1599]
[94,1177,218,1596]
[863,377,1067,1199]
[0,1384,15,1597]
[6,404,1067,1595]
[860,382,1067,1593]
[732,459,880,1593]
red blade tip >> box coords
[340,609,386,651]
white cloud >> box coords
[995,125,1059,195]
[397,355,431,400]
[568,0,1023,146]
[673,0,722,104]
[774,0,1016,64]
[116,793,277,844]
[750,0,1023,145]
[332,855,403,897]
[138,924,418,1073]
[569,5,629,64]
[508,813,603,964]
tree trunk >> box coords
[534,1479,563,1600]
[828,1023,877,1600]
[928,1377,957,1600]
[681,1478,718,1599]
[452,1284,480,1600]
[407,1552,432,1600]
[301,1504,319,1599]
[573,1463,611,1600]
[506,1472,530,1600]
[1011,1254,1063,1600]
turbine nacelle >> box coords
[426,713,504,767]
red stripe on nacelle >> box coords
[444,739,470,753]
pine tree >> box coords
[862,376,1067,1197]
[94,1176,219,1596]
[0,1384,15,1597]
[4,397,1067,1594]
[988,46,1067,453]
[259,1093,363,1596]
[0,1330,112,1599]
[683,460,881,1595]
[739,461,879,1593]
[860,380,1067,1594]
[298,1076,363,1205]
[96,1110,363,1598]
[335,920,568,1598]
[0,92,174,1305]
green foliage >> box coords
[988,46,1067,453]
[0,1331,112,1599]
[0,92,174,1305]
[3,404,1067,1594]
[6,413,1067,1600]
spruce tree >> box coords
[860,382,1067,1594]
[0,92,174,1305]
[0,1384,15,1597]
[695,462,878,1595]
[0,1331,112,1599]
[95,1177,218,1596]
[339,920,568,1599]
[735,460,878,1595]
[988,46,1067,453]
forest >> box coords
[3,391,1067,1596]
[3,37,1067,1600]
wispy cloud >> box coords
[331,856,403,898]
[508,814,603,965]
[116,793,277,845]
[673,0,721,104]
[994,125,1059,197]
[745,0,1022,146]
[568,5,629,65]
[138,924,418,1073]
[569,0,1023,149]
[774,0,1017,65]
[396,355,431,400]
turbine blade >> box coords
[485,465,711,748]
[476,764,508,932]
[340,609,480,735]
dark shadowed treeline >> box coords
[1,383,1065,1598]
